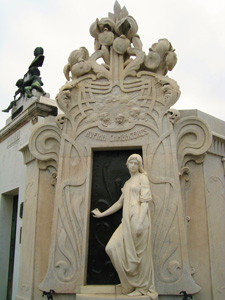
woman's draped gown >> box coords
[106,173,158,299]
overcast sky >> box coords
[0,0,224,129]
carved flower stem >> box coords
[110,47,124,85]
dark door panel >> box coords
[87,149,142,284]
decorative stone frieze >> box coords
[19,144,35,165]
[208,132,225,157]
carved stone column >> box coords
[16,142,57,300]
[204,133,225,300]
[16,146,39,300]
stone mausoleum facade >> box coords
[0,2,224,300]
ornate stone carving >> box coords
[167,108,180,125]
[174,117,212,171]
[28,1,212,296]
[19,144,35,165]
[144,39,177,76]
[64,47,92,80]
[208,133,225,157]
[92,154,158,298]
[29,117,61,164]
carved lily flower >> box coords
[90,17,115,47]
[144,49,161,71]
[114,16,138,40]
[98,28,114,46]
[151,39,172,59]
[98,18,115,33]
[154,39,177,72]
[64,47,91,80]
[144,39,177,75]
[165,51,177,71]
[113,34,130,54]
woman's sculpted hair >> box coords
[126,154,146,174]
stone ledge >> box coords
[0,101,57,142]
[80,285,116,294]
[76,294,151,300]
[78,286,153,300]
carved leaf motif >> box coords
[157,227,181,283]
[108,12,115,23]
[179,166,190,182]
[55,187,84,283]
[114,1,122,21]
[174,117,212,170]
[29,119,61,163]
[114,16,138,40]
[63,63,70,81]
[122,47,145,78]
[121,6,129,19]
[132,35,143,50]
[89,18,100,39]
[89,50,110,79]
[56,228,75,282]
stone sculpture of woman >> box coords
[92,154,158,299]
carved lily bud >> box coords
[63,63,70,81]
[98,28,114,46]
[90,18,100,39]
[90,17,115,40]
[113,35,130,54]
[98,17,115,32]
[152,39,171,60]
[68,47,89,66]
[71,61,92,79]
[115,16,138,40]
[66,47,91,79]
[132,34,143,50]
[165,51,177,71]
[144,49,161,71]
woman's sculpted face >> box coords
[127,158,139,174]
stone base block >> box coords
[76,294,151,300]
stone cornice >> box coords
[0,102,57,143]
[208,132,225,157]
[19,143,35,165]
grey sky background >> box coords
[0,0,224,129]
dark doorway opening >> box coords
[7,195,18,300]
[87,149,142,284]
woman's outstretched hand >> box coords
[91,208,103,218]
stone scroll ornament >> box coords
[29,1,212,296]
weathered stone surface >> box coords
[26,2,213,297]
[13,2,225,300]
[0,95,58,300]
